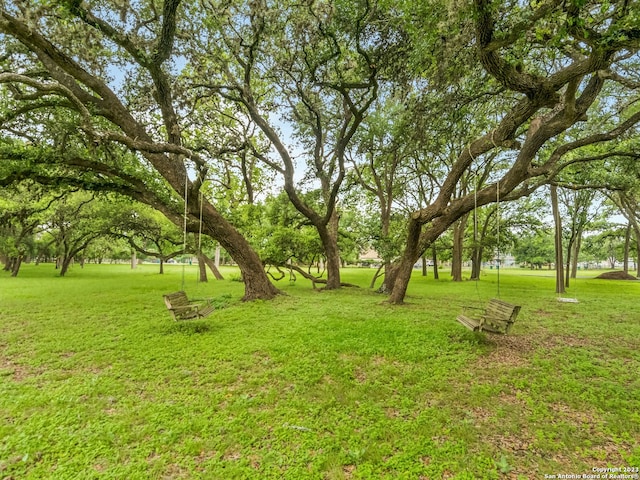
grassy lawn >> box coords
[1,263,639,479]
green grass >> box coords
[1,263,639,479]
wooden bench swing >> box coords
[455,179,521,334]
[457,298,521,334]
[163,183,215,321]
[163,291,215,321]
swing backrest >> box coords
[164,291,190,310]
[482,299,521,334]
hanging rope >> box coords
[181,172,189,292]
[197,190,204,282]
[490,129,503,299]
[468,143,481,300]
[496,180,501,299]
[474,171,481,300]
[198,191,204,252]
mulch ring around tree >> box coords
[594,270,638,280]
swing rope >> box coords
[181,172,189,292]
[468,138,503,300]
[468,144,482,301]
[198,191,204,253]
[468,144,483,300]
[454,133,524,334]
[197,191,204,282]
[496,180,501,299]
[474,170,481,301]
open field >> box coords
[1,264,639,479]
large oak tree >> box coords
[386,0,640,303]
[0,0,281,299]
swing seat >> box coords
[163,291,215,321]
[457,298,521,334]
[557,297,579,303]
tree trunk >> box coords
[470,208,495,280]
[389,254,418,304]
[197,253,208,282]
[199,203,278,300]
[564,236,573,288]
[131,250,137,269]
[551,185,565,294]
[214,245,221,268]
[324,242,341,289]
[451,215,468,282]
[11,255,22,277]
[421,256,427,277]
[388,221,422,304]
[636,228,640,278]
[159,258,164,274]
[60,256,72,277]
[317,213,341,290]
[377,262,396,293]
[623,223,631,274]
[370,263,385,289]
[570,228,582,279]
[471,246,483,280]
[201,253,224,280]
[432,244,439,280]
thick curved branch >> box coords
[86,129,205,166]
[154,0,182,65]
[474,0,548,98]
[600,70,640,90]
[543,108,640,172]
[0,72,92,125]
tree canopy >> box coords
[1,0,639,301]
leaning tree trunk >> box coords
[11,255,22,277]
[60,256,73,277]
[551,185,565,294]
[388,221,423,304]
[201,253,224,280]
[199,203,279,301]
[370,263,386,289]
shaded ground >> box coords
[595,270,638,280]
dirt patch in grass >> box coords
[477,334,538,367]
[354,367,367,383]
[478,330,601,368]
[0,358,41,382]
[595,270,638,280]
[485,430,533,455]
[548,402,600,426]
